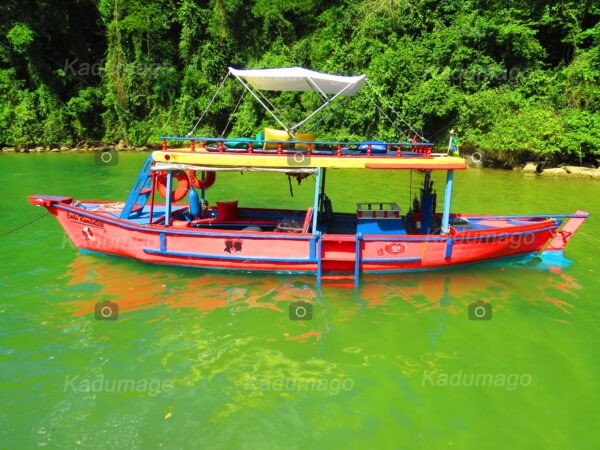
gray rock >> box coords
[562,166,600,178]
[540,167,567,177]
[522,162,539,173]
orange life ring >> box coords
[187,170,216,190]
[156,171,190,201]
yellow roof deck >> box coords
[152,149,467,170]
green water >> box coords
[1,152,598,449]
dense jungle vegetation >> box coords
[1,0,598,163]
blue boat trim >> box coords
[55,204,316,241]
[461,213,589,220]
[143,247,317,263]
[56,204,560,247]
[361,257,422,263]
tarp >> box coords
[228,67,366,96]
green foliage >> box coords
[0,0,598,162]
[6,23,34,54]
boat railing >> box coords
[159,136,440,158]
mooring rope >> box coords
[0,214,47,237]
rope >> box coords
[580,231,600,246]
[187,72,230,136]
[220,90,246,137]
[364,90,410,139]
[304,95,352,132]
[366,79,426,141]
[0,214,47,237]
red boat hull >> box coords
[30,196,585,275]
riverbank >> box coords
[464,151,600,179]
[2,144,599,179]
[0,141,155,153]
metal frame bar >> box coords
[232,73,291,132]
[441,170,454,234]
[291,81,358,131]
[165,172,173,226]
[316,231,322,287]
[354,233,362,288]
[312,168,322,234]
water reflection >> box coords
[51,253,585,423]
[60,253,581,322]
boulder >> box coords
[540,167,567,177]
[563,166,600,178]
[522,162,539,173]
[116,140,128,150]
[2,147,16,152]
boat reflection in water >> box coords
[57,253,581,420]
[61,252,580,320]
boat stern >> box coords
[542,210,590,261]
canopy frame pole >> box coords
[319,168,327,212]
[187,72,230,136]
[232,73,291,133]
[305,77,329,100]
[291,81,359,132]
[312,168,322,234]
[254,88,294,132]
[441,170,454,234]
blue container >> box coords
[358,140,388,153]
[188,187,201,218]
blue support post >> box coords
[441,170,454,234]
[311,168,322,234]
[316,232,322,287]
[354,233,362,288]
[165,172,173,226]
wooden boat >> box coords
[29,67,589,287]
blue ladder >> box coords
[119,154,155,219]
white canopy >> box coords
[228,67,366,96]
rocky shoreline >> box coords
[0,141,157,153]
[464,152,600,179]
[519,163,600,179]
[2,144,599,179]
